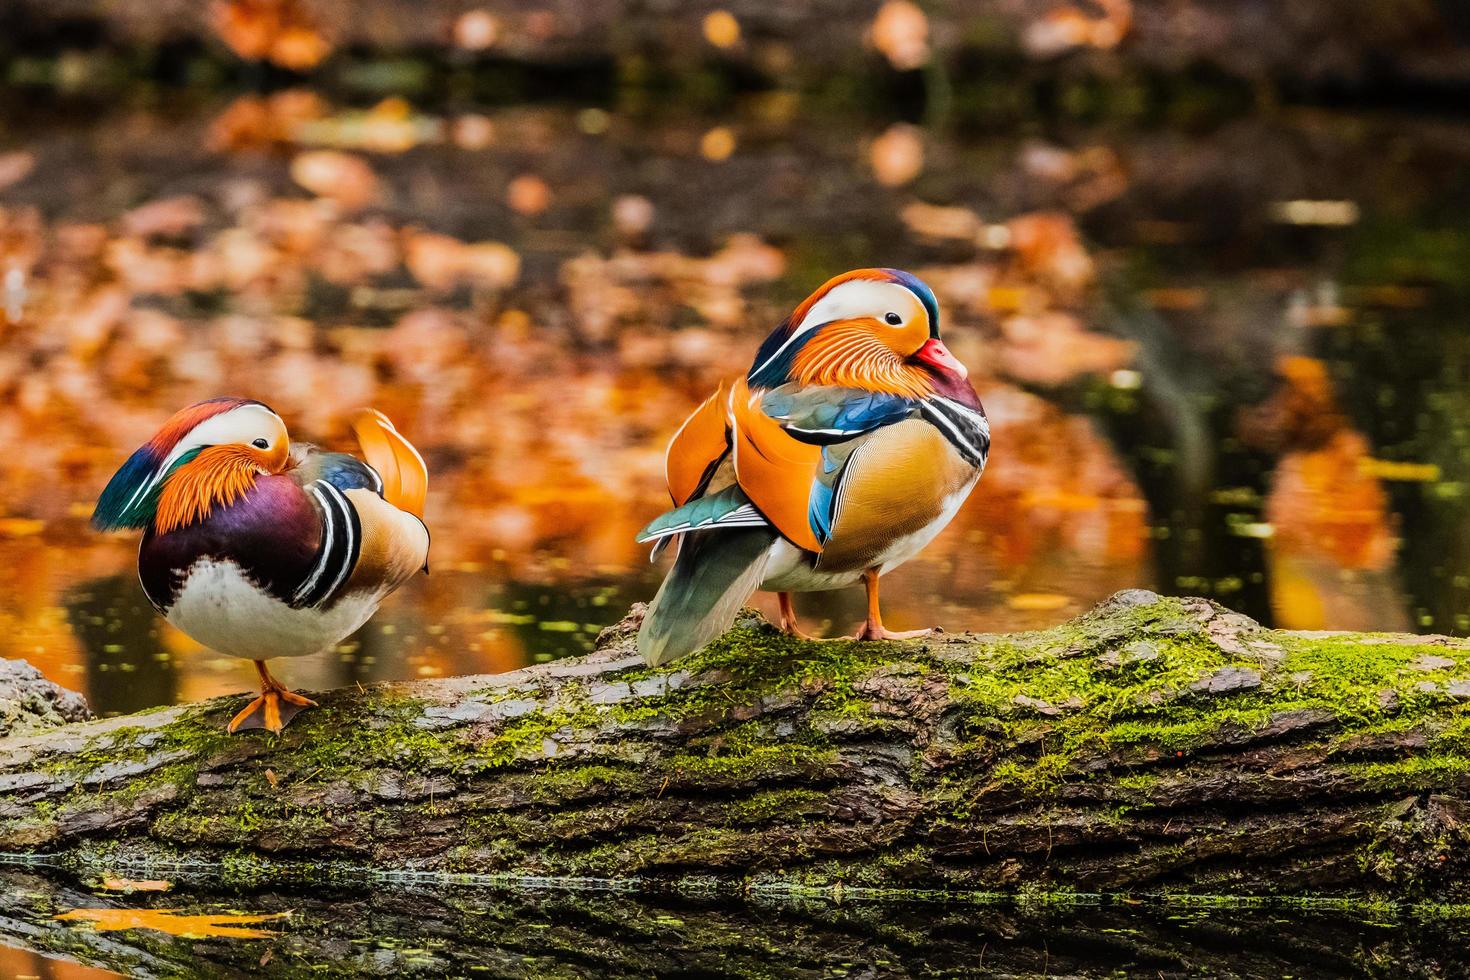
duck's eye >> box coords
[252,438,269,450]
[884,312,903,325]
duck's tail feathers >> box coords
[638,527,773,667]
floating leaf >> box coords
[289,151,379,210]
[453,10,501,51]
[56,908,290,939]
[703,11,741,49]
[869,0,930,70]
[1007,593,1072,611]
[870,124,923,187]
[100,877,172,893]
[506,174,551,215]
[699,127,737,162]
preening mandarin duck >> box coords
[637,268,989,665]
[92,398,430,733]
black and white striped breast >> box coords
[291,479,363,609]
[919,397,990,470]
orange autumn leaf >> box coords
[1007,593,1072,611]
[699,127,737,162]
[0,517,45,537]
[870,123,924,187]
[1267,429,1397,572]
[100,877,173,893]
[869,0,930,70]
[290,151,379,210]
[506,174,551,215]
[211,0,331,70]
[1006,212,1095,294]
[403,231,519,291]
[453,10,501,51]
[209,89,327,152]
[1023,0,1132,57]
[56,908,290,939]
[703,10,741,49]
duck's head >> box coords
[747,268,973,401]
[92,397,290,534]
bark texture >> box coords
[4,590,1470,900]
[0,659,91,738]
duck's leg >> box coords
[227,660,318,734]
[777,591,820,640]
[853,568,933,641]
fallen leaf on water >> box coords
[212,0,331,70]
[453,10,501,51]
[1023,0,1131,56]
[870,123,924,187]
[1269,200,1360,227]
[0,151,35,191]
[506,174,551,215]
[0,518,45,537]
[1007,593,1072,611]
[901,201,981,242]
[290,151,379,210]
[56,909,290,939]
[100,877,172,893]
[700,127,737,162]
[869,0,930,70]
[1360,459,1441,483]
[703,10,741,49]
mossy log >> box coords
[5,590,1470,900]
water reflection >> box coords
[3,86,1470,710]
[4,867,1468,979]
[63,576,177,716]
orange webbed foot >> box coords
[227,689,317,735]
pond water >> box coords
[4,80,1470,715]
[2,865,1468,978]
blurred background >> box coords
[3,0,1470,716]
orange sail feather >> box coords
[350,409,428,518]
[730,378,823,553]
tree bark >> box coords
[4,589,1470,901]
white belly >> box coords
[759,475,978,593]
[165,558,383,660]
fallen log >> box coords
[4,590,1470,900]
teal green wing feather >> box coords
[637,485,767,543]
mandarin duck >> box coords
[92,398,430,733]
[637,268,988,665]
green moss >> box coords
[1341,754,1470,792]
[725,788,827,824]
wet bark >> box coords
[4,590,1470,901]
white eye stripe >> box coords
[751,280,925,380]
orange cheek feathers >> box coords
[154,446,262,534]
[790,320,933,399]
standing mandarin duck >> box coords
[92,398,430,733]
[637,268,988,665]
